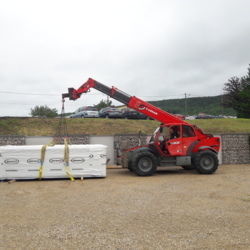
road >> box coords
[0,165,250,249]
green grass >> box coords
[190,118,250,134]
[0,117,250,136]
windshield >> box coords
[149,127,160,143]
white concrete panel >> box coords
[26,136,53,145]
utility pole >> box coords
[184,93,188,116]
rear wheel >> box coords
[131,151,157,176]
[193,151,218,174]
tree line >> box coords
[223,65,250,118]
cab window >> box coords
[183,125,195,137]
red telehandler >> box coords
[63,78,220,176]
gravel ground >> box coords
[0,164,250,250]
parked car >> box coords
[70,106,99,118]
[185,115,196,120]
[122,108,148,119]
[99,107,123,118]
[81,110,99,118]
[195,115,215,119]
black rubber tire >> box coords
[193,151,218,174]
[128,166,133,172]
[131,151,157,176]
[181,165,195,170]
[127,161,133,171]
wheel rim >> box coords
[138,157,153,172]
[200,155,214,170]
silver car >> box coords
[70,106,99,118]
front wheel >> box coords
[193,151,218,174]
[131,151,157,176]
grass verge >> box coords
[0,117,250,136]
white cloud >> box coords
[0,0,250,115]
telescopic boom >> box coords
[62,78,189,125]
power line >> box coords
[0,91,108,97]
[139,95,184,98]
[0,91,58,96]
[0,102,33,105]
[0,90,222,99]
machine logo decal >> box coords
[138,105,158,115]
[138,105,146,110]
[170,141,180,145]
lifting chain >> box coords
[55,97,70,143]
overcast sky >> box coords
[1,0,250,116]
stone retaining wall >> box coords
[0,136,25,145]
[53,135,90,144]
[221,134,250,164]
[114,134,149,165]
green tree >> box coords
[94,99,112,110]
[30,105,58,118]
[223,65,250,118]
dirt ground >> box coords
[0,164,250,250]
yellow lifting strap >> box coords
[39,138,75,181]
[38,141,55,179]
[63,138,75,181]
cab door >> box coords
[181,125,198,155]
[166,125,183,156]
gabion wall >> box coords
[0,136,25,145]
[221,134,250,164]
[53,135,90,144]
[114,134,149,165]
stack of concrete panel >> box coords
[0,144,107,180]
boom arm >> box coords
[62,78,190,125]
